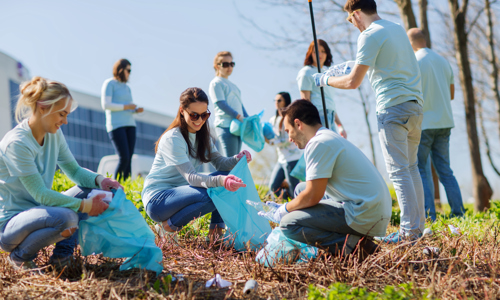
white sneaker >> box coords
[155,224,178,242]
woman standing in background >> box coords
[297,40,347,138]
[209,51,249,157]
[101,59,144,180]
[267,92,302,199]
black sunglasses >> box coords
[125,68,131,73]
[219,62,235,68]
[186,109,211,121]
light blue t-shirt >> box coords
[415,48,455,130]
[297,65,336,112]
[101,78,136,132]
[142,127,218,205]
[209,77,244,128]
[304,128,392,237]
[0,119,77,229]
[356,19,423,112]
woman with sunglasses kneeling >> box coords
[142,87,251,241]
[0,77,121,272]
[209,51,249,157]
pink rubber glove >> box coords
[96,176,123,191]
[236,150,252,163]
[223,175,246,192]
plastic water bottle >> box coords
[327,60,356,77]
[246,200,279,222]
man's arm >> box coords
[326,64,369,90]
[450,84,455,100]
[286,178,329,211]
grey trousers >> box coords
[279,182,364,255]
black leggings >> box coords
[109,126,136,180]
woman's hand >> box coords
[80,194,109,216]
[222,175,246,192]
[96,176,123,191]
[135,107,144,113]
[338,125,347,139]
[236,150,252,163]
[125,104,137,110]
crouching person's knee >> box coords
[279,212,303,242]
[59,209,79,238]
[294,182,307,198]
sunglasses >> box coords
[346,9,361,23]
[219,62,235,68]
[125,68,131,73]
[275,99,283,103]
[185,109,211,121]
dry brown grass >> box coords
[0,223,499,299]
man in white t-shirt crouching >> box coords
[271,100,392,257]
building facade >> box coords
[0,51,173,172]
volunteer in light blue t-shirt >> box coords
[101,58,144,180]
[0,77,121,271]
[266,92,302,199]
[313,0,424,244]
[297,39,346,137]
[142,87,250,242]
[208,51,249,157]
[268,100,391,257]
[407,28,464,221]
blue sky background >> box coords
[1,0,499,202]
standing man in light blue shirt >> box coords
[313,0,424,243]
[269,100,391,257]
[407,28,464,221]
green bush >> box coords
[308,282,426,300]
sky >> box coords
[0,0,499,202]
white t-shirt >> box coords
[304,128,392,236]
[415,48,455,130]
[0,119,76,229]
[208,76,244,128]
[297,65,336,112]
[269,115,302,164]
[142,127,218,205]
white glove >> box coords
[257,202,289,223]
[312,73,330,87]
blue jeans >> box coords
[318,109,337,133]
[279,182,363,254]
[145,171,227,231]
[215,127,241,157]
[417,128,464,221]
[268,160,299,199]
[377,100,424,237]
[0,186,90,262]
[109,126,136,180]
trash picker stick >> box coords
[308,0,329,129]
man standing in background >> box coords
[407,28,465,221]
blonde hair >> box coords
[15,76,77,123]
[213,51,232,76]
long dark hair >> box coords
[275,91,291,118]
[113,58,131,83]
[155,88,212,163]
[303,40,333,67]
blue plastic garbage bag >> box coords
[240,111,265,152]
[207,159,272,251]
[262,122,276,140]
[290,154,306,182]
[229,119,242,136]
[78,189,163,275]
[256,228,318,267]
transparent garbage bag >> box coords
[78,188,163,275]
[207,159,272,251]
[256,227,318,267]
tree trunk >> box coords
[485,0,500,145]
[448,0,493,212]
[395,0,418,29]
[418,0,432,48]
